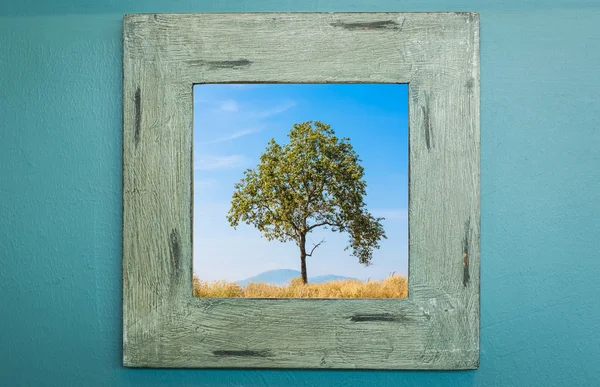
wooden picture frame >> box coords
[123,12,480,369]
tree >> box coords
[226,121,386,284]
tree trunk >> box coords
[299,233,308,284]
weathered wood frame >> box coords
[123,12,480,369]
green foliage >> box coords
[227,121,386,266]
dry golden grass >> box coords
[193,274,407,298]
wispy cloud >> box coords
[194,201,231,216]
[195,155,247,171]
[194,178,217,187]
[250,101,297,119]
[219,99,239,112]
[203,99,296,119]
[371,208,408,221]
[199,128,262,145]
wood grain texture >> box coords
[123,12,480,369]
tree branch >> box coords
[260,202,300,233]
[306,238,326,257]
[306,221,341,231]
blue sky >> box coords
[193,84,408,282]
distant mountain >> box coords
[236,269,358,286]
[236,269,300,286]
[311,274,357,283]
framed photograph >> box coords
[123,12,480,369]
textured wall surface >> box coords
[1,1,599,386]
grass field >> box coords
[193,274,407,298]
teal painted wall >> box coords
[1,1,599,386]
